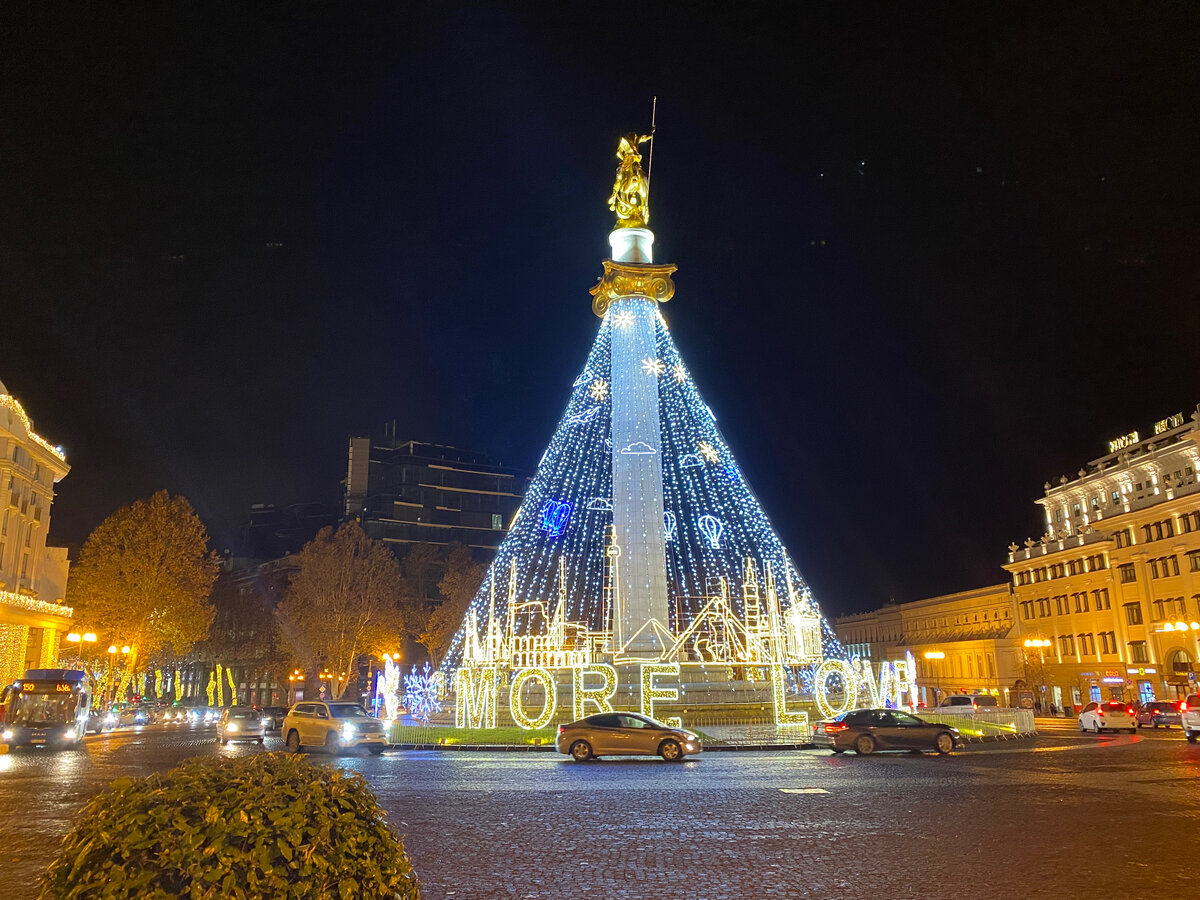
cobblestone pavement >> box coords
[0,722,1197,899]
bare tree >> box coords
[277,522,405,699]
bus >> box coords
[1,668,91,750]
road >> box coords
[0,721,1197,899]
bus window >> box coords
[10,693,77,727]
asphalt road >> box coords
[1,721,1197,899]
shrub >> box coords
[40,752,420,900]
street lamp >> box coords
[924,651,945,705]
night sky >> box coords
[4,4,1200,616]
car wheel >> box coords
[570,740,593,762]
[1187,732,1197,744]
[934,732,954,755]
[325,731,342,755]
[285,730,302,753]
[367,745,385,756]
[256,737,264,745]
[659,739,683,762]
[853,734,876,755]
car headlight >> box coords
[342,724,356,739]
[63,729,75,740]
[2,730,12,741]
[104,713,117,724]
[227,723,238,732]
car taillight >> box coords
[557,725,565,735]
[1097,709,1105,716]
[1127,708,1135,716]
[1183,703,1189,713]
[824,723,848,734]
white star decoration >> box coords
[673,363,686,384]
[698,440,719,463]
[589,379,609,401]
[642,357,666,376]
[612,310,636,328]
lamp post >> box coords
[1022,638,1052,711]
[924,651,945,706]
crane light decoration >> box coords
[441,130,918,731]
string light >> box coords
[454,668,497,729]
[0,393,67,461]
[403,662,443,725]
[771,664,809,727]
[640,662,681,727]
[572,664,617,720]
[509,667,556,729]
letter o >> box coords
[814,658,858,719]
[509,667,557,730]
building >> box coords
[1003,406,1200,709]
[345,436,530,557]
[835,584,1026,707]
[0,381,73,683]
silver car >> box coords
[217,706,267,745]
[556,712,702,762]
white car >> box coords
[1181,693,1200,743]
[1078,700,1136,734]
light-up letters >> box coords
[573,664,617,720]
[454,667,498,728]
[771,665,808,727]
[640,662,682,727]
[509,667,556,729]
[813,658,858,719]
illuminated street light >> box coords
[83,633,97,642]
[924,650,945,659]
[121,645,131,654]
[108,645,117,655]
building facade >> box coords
[1003,406,1200,709]
[0,381,73,683]
[345,437,530,555]
[835,584,1026,708]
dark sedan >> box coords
[813,708,961,755]
[1136,700,1182,729]
[260,707,287,730]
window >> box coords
[1099,631,1117,655]
[1020,600,1035,620]
[491,513,503,530]
[1168,555,1180,576]
[1059,634,1075,656]
[1115,529,1132,548]
[1073,592,1089,614]
[1152,599,1166,621]
[1072,503,1081,517]
[1077,633,1095,656]
[1124,602,1144,626]
[1055,595,1068,616]
[1190,551,1200,574]
[1037,597,1051,617]
[1129,641,1149,664]
[1119,564,1137,583]
[1175,597,1187,617]
[1111,490,1121,505]
[1092,588,1111,610]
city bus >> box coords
[1,668,91,750]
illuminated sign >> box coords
[21,682,34,692]
[1107,431,1139,454]
[1101,677,1124,684]
[55,683,72,693]
[1154,413,1184,435]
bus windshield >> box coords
[9,692,78,727]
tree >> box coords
[417,542,485,668]
[67,491,219,684]
[277,522,405,699]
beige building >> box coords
[835,584,1026,708]
[0,381,73,683]
[1003,406,1200,710]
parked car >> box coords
[937,695,998,714]
[260,707,287,730]
[1078,700,1136,734]
[217,707,267,745]
[282,701,387,755]
[1136,700,1182,729]
[556,712,702,762]
[813,708,960,755]
[1181,693,1200,743]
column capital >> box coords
[589,260,677,318]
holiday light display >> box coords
[381,658,402,721]
[438,134,906,732]
[402,662,443,725]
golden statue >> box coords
[607,132,653,228]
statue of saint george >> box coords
[607,132,653,228]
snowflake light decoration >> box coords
[642,357,665,376]
[673,363,686,383]
[612,309,636,328]
[589,378,609,401]
[698,440,719,463]
[403,662,444,725]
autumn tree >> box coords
[416,541,485,667]
[277,522,406,699]
[67,491,220,688]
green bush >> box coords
[40,752,420,900]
